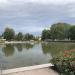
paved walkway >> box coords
[6,68,59,75]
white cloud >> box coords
[0,0,75,6]
[0,0,8,3]
[28,0,75,5]
[0,0,75,18]
[0,0,75,35]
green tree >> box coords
[23,33,34,41]
[50,23,71,40]
[15,32,23,41]
[41,30,51,40]
[69,26,75,40]
[3,27,15,41]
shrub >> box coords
[52,49,75,75]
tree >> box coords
[3,27,15,41]
[23,33,34,41]
[50,23,71,40]
[69,26,75,40]
[41,29,51,40]
[15,32,23,41]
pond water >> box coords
[0,42,75,70]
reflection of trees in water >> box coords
[22,43,34,50]
[2,44,15,57]
[15,44,23,52]
[2,43,34,57]
[15,43,34,51]
[42,43,63,57]
[64,43,75,50]
[42,42,75,58]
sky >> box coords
[0,0,75,36]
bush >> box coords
[52,49,75,75]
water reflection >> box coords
[0,42,75,69]
[42,42,75,57]
[15,44,23,52]
[22,43,34,50]
[2,44,15,57]
[42,43,62,57]
[2,43,34,57]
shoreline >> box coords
[0,40,75,45]
[5,41,36,44]
[0,41,39,44]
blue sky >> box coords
[0,0,75,36]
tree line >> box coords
[1,22,75,41]
[41,23,75,40]
[2,27,35,41]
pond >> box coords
[0,42,75,70]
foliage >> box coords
[2,27,35,41]
[15,32,23,41]
[41,29,51,40]
[3,27,15,41]
[53,49,75,75]
[41,22,71,40]
[2,22,75,41]
[50,23,71,40]
[69,26,75,40]
[23,33,34,41]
